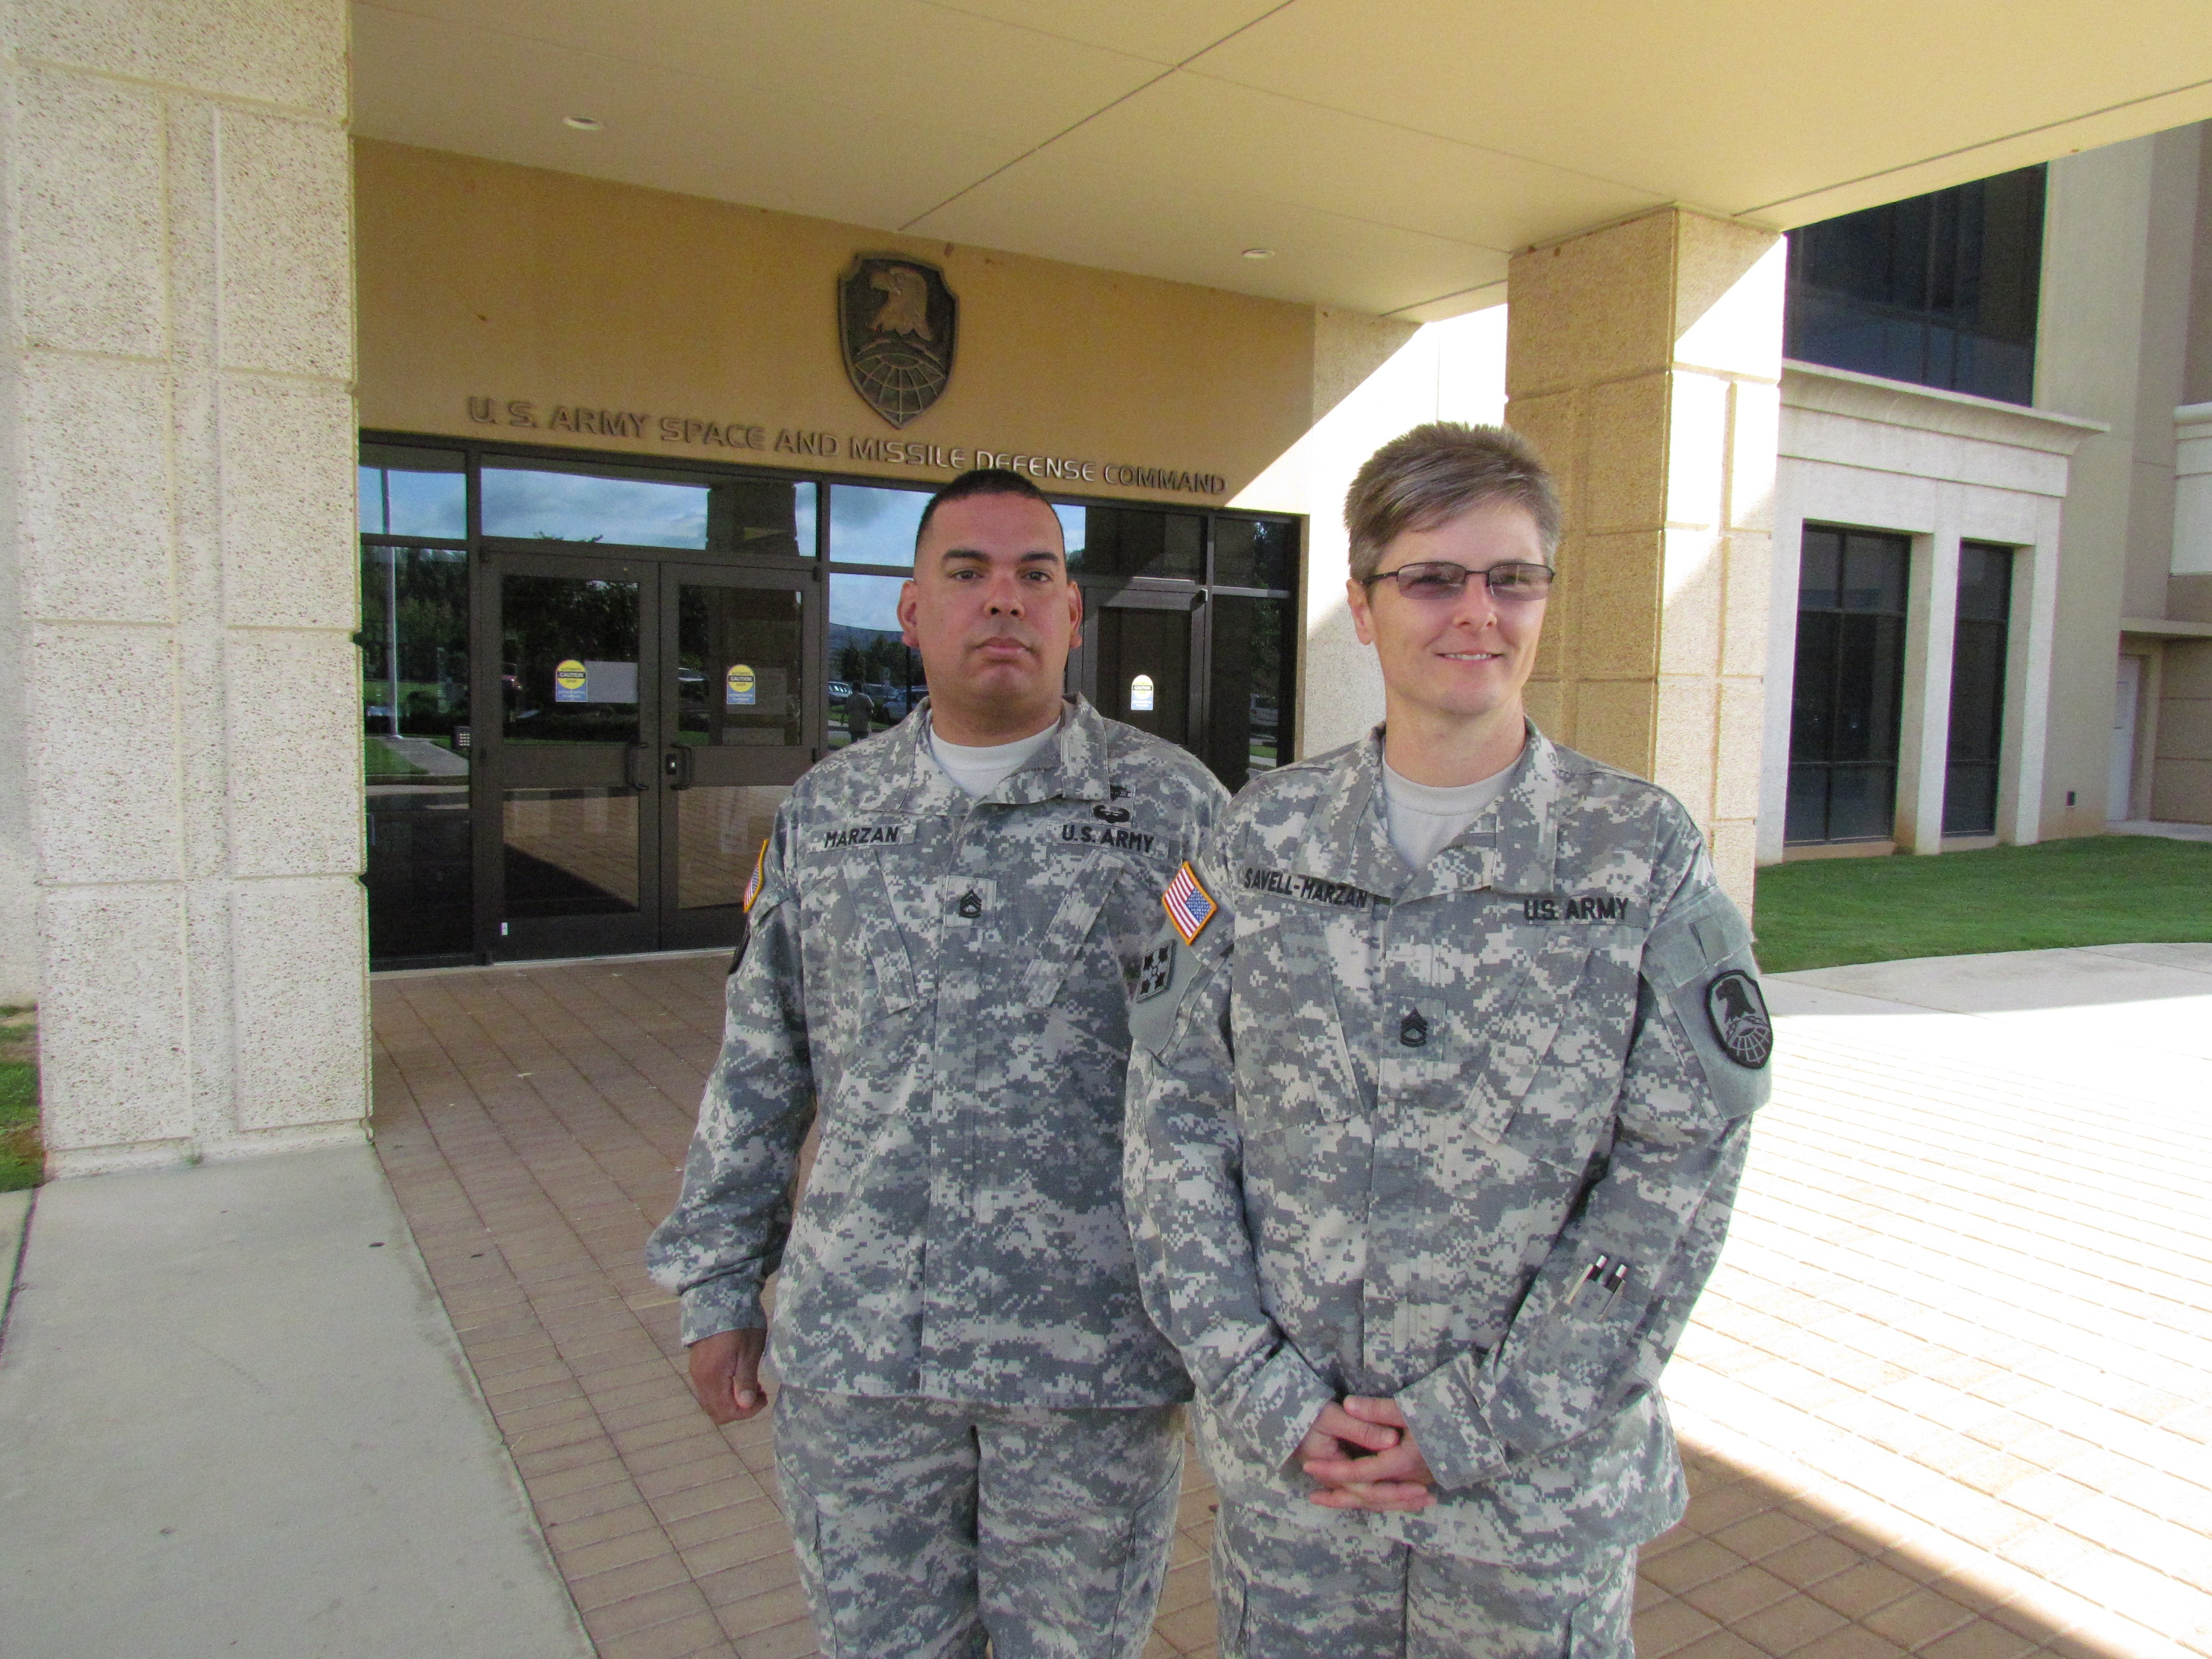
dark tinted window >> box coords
[1207,594,1290,791]
[1786,166,2045,405]
[1788,527,1910,843]
[827,573,925,750]
[1066,507,1203,581]
[361,542,472,960]
[1214,518,1297,589]
[1944,542,2014,836]
[500,573,643,745]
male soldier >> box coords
[1124,423,1771,1658]
[649,468,1227,1659]
[845,684,877,745]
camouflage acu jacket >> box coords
[1123,727,1770,1564]
[648,695,1227,1408]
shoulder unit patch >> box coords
[1161,861,1218,946]
[1704,969,1773,1069]
[1134,938,1175,1002]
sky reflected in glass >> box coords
[358,464,466,539]
[829,571,907,634]
[829,484,928,568]
[482,464,709,548]
[793,484,819,558]
[1053,504,1085,563]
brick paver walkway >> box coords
[371,954,2210,1659]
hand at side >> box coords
[686,1328,770,1423]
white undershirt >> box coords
[1381,756,1517,871]
[928,717,1059,797]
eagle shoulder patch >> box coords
[1704,969,1773,1069]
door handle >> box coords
[624,743,652,791]
[665,746,695,789]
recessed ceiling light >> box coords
[1241,247,1275,260]
[563,115,603,131]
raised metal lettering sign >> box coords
[838,255,957,428]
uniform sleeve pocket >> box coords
[1646,891,1772,1120]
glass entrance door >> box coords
[658,566,817,949]
[482,554,814,959]
[1080,593,1199,748]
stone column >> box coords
[1505,209,1784,914]
[0,0,365,1172]
[1894,528,1962,855]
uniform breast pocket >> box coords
[816,853,922,1017]
[1231,910,1365,1135]
[1494,925,1639,1170]
[1383,923,1607,1151]
[1019,855,1125,1010]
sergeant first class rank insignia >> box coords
[1162,862,1217,945]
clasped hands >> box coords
[1296,1396,1435,1512]
[691,1332,1437,1513]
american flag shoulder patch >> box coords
[1161,861,1218,946]
[741,839,769,913]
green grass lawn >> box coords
[1752,834,2212,973]
[0,1006,38,1192]
[363,736,427,779]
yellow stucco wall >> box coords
[354,140,1317,504]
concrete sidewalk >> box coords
[0,1148,593,1659]
[1647,943,2212,1659]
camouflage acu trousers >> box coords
[1213,1500,1635,1659]
[773,1386,1184,1659]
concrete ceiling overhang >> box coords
[352,1,2212,320]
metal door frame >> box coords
[1069,582,1205,750]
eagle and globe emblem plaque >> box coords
[838,254,958,428]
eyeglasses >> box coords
[1359,560,1554,603]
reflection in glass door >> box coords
[361,542,474,959]
[480,553,816,959]
[660,568,816,949]
[1090,599,1196,746]
[490,557,657,957]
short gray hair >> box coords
[1344,422,1561,582]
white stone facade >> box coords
[0,0,368,1171]
[2174,401,2212,577]
[1760,363,2103,864]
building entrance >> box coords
[359,438,1299,969]
[484,554,817,960]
